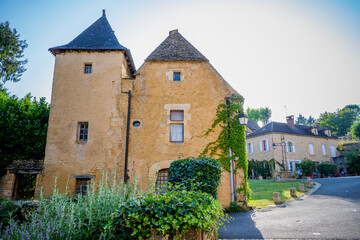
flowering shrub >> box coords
[0,172,146,240]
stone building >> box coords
[0,11,245,206]
[246,115,339,173]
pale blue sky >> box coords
[1,0,359,123]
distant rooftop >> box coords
[247,121,337,139]
[145,29,208,62]
[247,119,260,132]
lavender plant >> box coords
[0,172,148,240]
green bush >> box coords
[168,156,221,198]
[317,163,338,176]
[106,189,226,240]
[296,159,316,176]
[248,159,276,179]
[346,150,360,174]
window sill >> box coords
[76,140,87,144]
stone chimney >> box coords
[169,29,178,35]
[286,115,295,127]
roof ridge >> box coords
[145,30,208,62]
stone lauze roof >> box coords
[49,12,126,53]
[247,119,260,131]
[145,30,208,62]
[247,122,337,139]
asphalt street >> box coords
[218,176,360,239]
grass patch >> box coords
[248,180,313,209]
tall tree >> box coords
[318,105,359,136]
[0,92,50,176]
[0,21,28,86]
[307,115,316,125]
[246,108,261,123]
[260,107,272,126]
[295,114,307,125]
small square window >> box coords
[170,110,184,121]
[84,64,92,74]
[173,72,181,81]
[76,178,90,195]
[78,122,88,141]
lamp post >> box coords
[225,96,248,202]
[272,135,292,172]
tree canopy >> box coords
[246,107,272,126]
[318,105,359,136]
[351,121,360,140]
[0,92,49,176]
[0,21,28,87]
[295,114,316,126]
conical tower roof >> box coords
[49,10,127,53]
[145,29,208,62]
[49,10,135,73]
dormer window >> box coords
[311,128,318,135]
[84,64,92,74]
[173,72,181,81]
[325,130,331,136]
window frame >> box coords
[170,110,184,121]
[76,178,91,195]
[260,140,269,152]
[309,143,314,155]
[322,144,327,156]
[84,63,92,74]
[173,72,181,81]
[156,168,169,193]
[170,124,184,143]
[247,143,254,154]
[78,122,89,142]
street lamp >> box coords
[272,135,293,172]
[225,96,248,202]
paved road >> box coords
[219,177,360,239]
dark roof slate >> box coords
[145,30,208,62]
[247,122,337,139]
[247,119,260,131]
[49,12,126,53]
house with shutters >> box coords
[0,10,246,206]
[246,115,339,173]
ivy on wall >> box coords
[200,95,250,204]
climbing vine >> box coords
[200,95,250,204]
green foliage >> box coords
[317,163,338,177]
[106,189,226,240]
[260,107,272,126]
[246,107,272,125]
[0,172,146,239]
[246,108,261,123]
[346,150,360,174]
[318,105,360,136]
[201,95,250,203]
[248,159,276,179]
[0,92,49,176]
[350,121,360,140]
[0,21,28,85]
[224,201,247,213]
[295,114,316,126]
[295,159,316,176]
[168,156,221,198]
[0,197,21,229]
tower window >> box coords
[84,64,92,74]
[78,122,88,141]
[173,72,181,81]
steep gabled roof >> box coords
[145,29,208,62]
[49,10,135,74]
[247,119,260,132]
[247,122,338,139]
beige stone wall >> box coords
[247,132,339,171]
[36,51,128,196]
[128,61,239,206]
[0,172,15,199]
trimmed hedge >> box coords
[168,156,221,198]
[106,190,225,240]
[317,163,338,176]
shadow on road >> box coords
[218,210,263,239]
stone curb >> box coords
[256,181,321,211]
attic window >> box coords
[84,64,92,74]
[173,72,181,81]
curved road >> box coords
[219,177,360,239]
